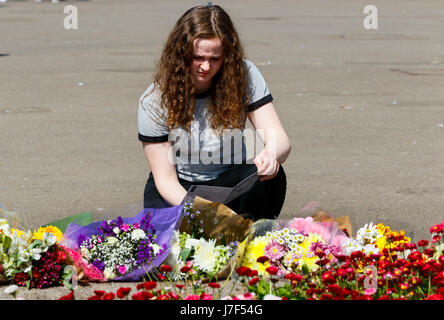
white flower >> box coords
[362,244,379,255]
[192,238,217,273]
[131,229,146,241]
[113,227,120,235]
[42,232,57,247]
[103,267,116,279]
[0,218,10,235]
[185,238,202,250]
[29,248,42,260]
[356,223,382,243]
[107,237,118,245]
[152,243,162,255]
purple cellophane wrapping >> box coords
[61,205,184,282]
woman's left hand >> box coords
[254,149,280,182]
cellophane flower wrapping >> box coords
[62,205,183,282]
[242,214,350,276]
[173,196,254,281]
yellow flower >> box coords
[10,228,25,238]
[33,225,64,243]
[242,236,270,276]
[296,233,323,273]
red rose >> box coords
[116,287,131,299]
[93,290,106,297]
[285,273,302,282]
[208,282,220,289]
[180,266,191,273]
[418,240,429,247]
[249,269,258,277]
[132,291,154,300]
[168,292,179,300]
[143,281,157,291]
[102,293,115,300]
[407,251,422,262]
[58,291,75,300]
[159,264,173,273]
[327,284,342,296]
[256,256,269,264]
[265,266,278,275]
[248,277,260,286]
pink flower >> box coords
[200,293,213,300]
[118,265,127,274]
[364,288,377,295]
[133,223,140,229]
[264,241,286,263]
[184,295,200,300]
[120,224,129,232]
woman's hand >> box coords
[254,149,280,182]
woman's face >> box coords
[190,37,224,90]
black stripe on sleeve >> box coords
[246,94,273,112]
[138,133,169,143]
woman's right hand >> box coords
[254,149,280,182]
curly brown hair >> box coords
[151,5,250,133]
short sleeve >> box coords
[138,84,170,143]
[244,59,273,112]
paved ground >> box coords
[1,0,444,299]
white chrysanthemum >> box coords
[192,238,217,273]
[131,229,146,241]
[356,223,382,243]
[362,244,379,255]
[341,238,362,255]
[113,227,120,235]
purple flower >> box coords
[92,259,105,271]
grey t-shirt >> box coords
[138,59,273,182]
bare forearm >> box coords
[265,132,291,164]
[155,178,187,206]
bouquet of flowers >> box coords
[78,213,165,280]
[341,222,413,260]
[0,217,71,288]
[165,200,249,281]
[242,218,347,277]
[62,205,183,281]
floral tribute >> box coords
[79,212,166,280]
[165,203,239,280]
[0,218,72,289]
[57,217,444,300]
[243,218,346,277]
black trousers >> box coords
[143,164,286,221]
